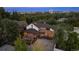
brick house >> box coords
[22,22,55,44]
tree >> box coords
[0,27,4,46]
[46,18,57,25]
[26,16,33,24]
[56,28,66,50]
[15,37,28,51]
[10,12,20,20]
[66,32,79,51]
[0,19,19,44]
[0,7,5,19]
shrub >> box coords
[66,32,79,51]
[15,37,28,51]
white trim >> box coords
[26,24,39,31]
[50,28,54,32]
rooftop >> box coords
[25,29,39,34]
[33,21,51,29]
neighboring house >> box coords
[74,27,79,33]
[57,18,68,22]
[22,22,55,44]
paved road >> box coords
[0,44,15,51]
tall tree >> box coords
[1,19,19,44]
[66,32,79,51]
[10,12,20,20]
[0,7,5,19]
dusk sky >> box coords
[4,7,79,12]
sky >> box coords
[4,7,79,12]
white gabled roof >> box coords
[26,23,54,32]
[26,23,39,31]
